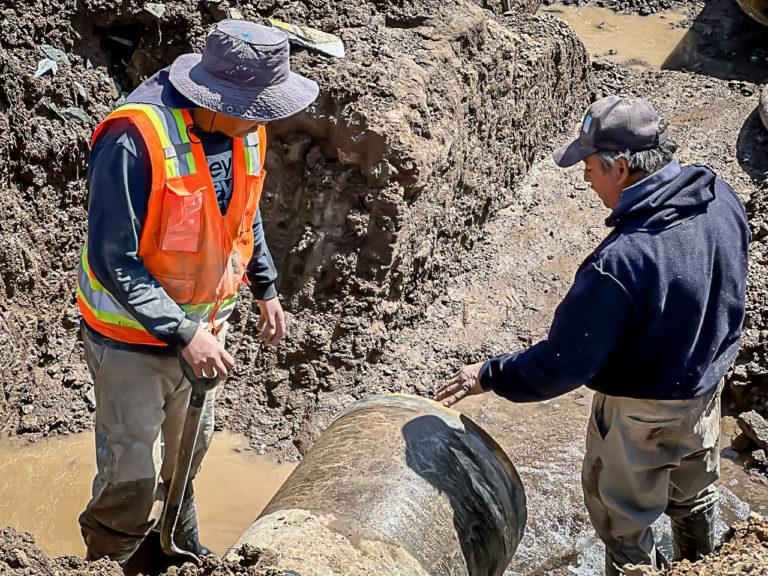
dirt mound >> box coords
[624,513,768,575]
[0,0,589,455]
[666,513,768,575]
[0,528,287,575]
[0,527,121,575]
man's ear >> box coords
[616,157,631,183]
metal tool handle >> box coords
[159,354,223,561]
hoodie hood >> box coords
[124,68,196,109]
[606,160,716,230]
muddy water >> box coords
[0,432,295,558]
[538,4,690,70]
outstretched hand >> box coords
[433,362,486,407]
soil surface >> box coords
[3,513,767,576]
[663,513,768,575]
[0,528,287,575]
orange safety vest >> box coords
[77,104,267,346]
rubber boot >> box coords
[174,490,213,558]
[671,504,716,562]
[604,550,623,576]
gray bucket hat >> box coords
[169,20,319,121]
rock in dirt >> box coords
[731,431,755,453]
[738,410,768,452]
[33,58,58,77]
[143,2,166,19]
[760,85,768,131]
[40,44,70,65]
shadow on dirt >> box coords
[663,0,768,84]
[737,109,768,183]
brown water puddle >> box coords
[538,4,690,70]
[0,431,295,558]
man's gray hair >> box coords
[597,120,678,177]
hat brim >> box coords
[553,138,597,168]
[169,53,319,122]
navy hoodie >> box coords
[480,160,750,401]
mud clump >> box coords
[0,0,589,456]
[0,527,287,575]
[624,513,768,575]
[158,547,286,576]
[0,527,120,575]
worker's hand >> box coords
[433,362,486,407]
[257,297,286,346]
[181,327,234,379]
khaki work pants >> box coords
[78,326,216,563]
[582,384,722,575]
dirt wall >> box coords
[0,0,589,454]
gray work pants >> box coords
[582,384,722,575]
[78,326,216,563]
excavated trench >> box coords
[0,0,590,454]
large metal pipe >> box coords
[737,0,768,27]
[226,394,526,575]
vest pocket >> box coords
[153,273,195,304]
[161,177,204,253]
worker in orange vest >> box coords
[77,20,318,564]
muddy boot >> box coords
[174,491,212,558]
[671,504,716,562]
[604,550,625,576]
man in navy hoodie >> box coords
[434,96,750,574]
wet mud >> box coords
[663,0,768,84]
[541,0,698,16]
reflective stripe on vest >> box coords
[78,246,237,329]
[78,104,266,346]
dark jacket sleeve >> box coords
[87,120,198,347]
[479,262,638,402]
[246,209,278,300]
